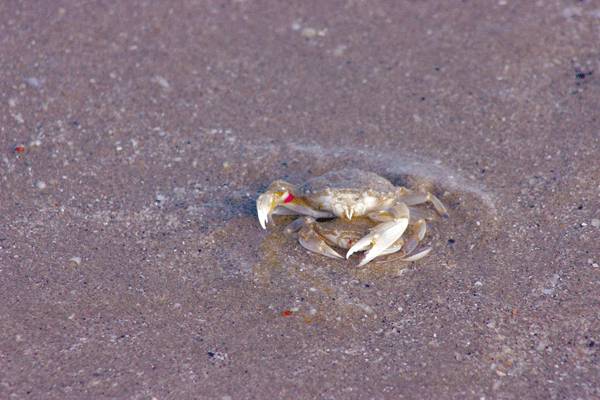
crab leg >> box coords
[368,206,436,224]
[379,238,405,256]
[272,207,299,216]
[406,207,438,223]
[273,204,334,219]
[347,202,410,266]
[283,217,310,235]
[366,209,395,223]
[292,218,344,259]
[402,219,427,256]
[402,247,432,262]
[397,190,448,218]
[280,200,334,219]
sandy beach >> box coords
[1,2,599,399]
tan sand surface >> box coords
[1,2,599,399]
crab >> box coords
[256,168,448,266]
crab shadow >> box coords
[223,194,257,218]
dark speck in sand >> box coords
[575,70,592,80]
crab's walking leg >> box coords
[402,247,432,262]
[283,217,310,235]
[347,203,410,266]
[396,189,448,218]
[290,217,344,259]
[379,238,405,256]
[402,219,427,256]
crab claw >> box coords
[257,192,278,229]
[352,220,409,266]
[256,181,297,229]
[347,203,410,266]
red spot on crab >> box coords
[14,145,26,154]
[283,193,295,203]
[281,310,293,317]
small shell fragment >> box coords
[69,256,82,266]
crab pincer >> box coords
[257,181,333,229]
[346,203,410,266]
[256,181,293,229]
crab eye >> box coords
[283,192,295,203]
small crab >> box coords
[256,168,448,266]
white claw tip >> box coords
[257,193,275,229]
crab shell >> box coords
[296,169,399,220]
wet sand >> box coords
[1,2,599,399]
